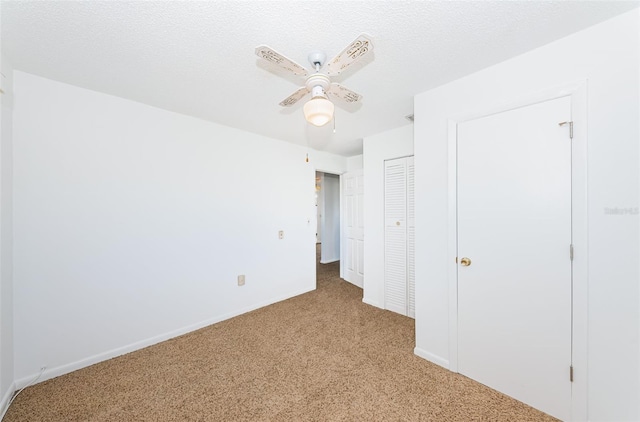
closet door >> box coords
[384,156,415,318]
[407,157,415,318]
[384,158,407,315]
[457,97,572,420]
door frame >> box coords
[446,80,588,421]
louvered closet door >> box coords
[407,157,415,318]
[384,158,407,315]
[384,156,415,317]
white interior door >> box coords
[457,96,572,420]
[343,170,364,287]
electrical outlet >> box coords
[278,230,284,239]
[237,275,245,286]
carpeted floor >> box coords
[4,245,556,421]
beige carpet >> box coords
[4,246,556,421]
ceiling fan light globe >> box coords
[303,97,334,127]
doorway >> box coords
[315,172,340,265]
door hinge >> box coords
[570,365,574,382]
[559,121,573,139]
[570,244,574,261]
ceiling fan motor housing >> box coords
[306,73,330,97]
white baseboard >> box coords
[362,297,381,308]
[349,279,363,288]
[341,277,362,289]
[414,347,450,370]
[0,381,16,421]
[14,286,315,390]
[319,258,339,264]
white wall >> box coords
[320,173,340,263]
[12,71,346,385]
[0,52,16,417]
[362,125,413,308]
[414,9,639,421]
[311,151,347,176]
[346,154,363,171]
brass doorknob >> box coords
[460,257,471,266]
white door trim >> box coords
[446,80,588,421]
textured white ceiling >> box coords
[2,1,638,156]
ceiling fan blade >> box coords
[255,45,309,77]
[326,34,374,76]
[279,87,309,107]
[327,83,362,103]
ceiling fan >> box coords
[255,34,374,127]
